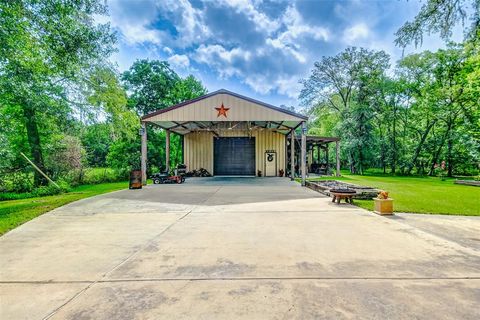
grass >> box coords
[0,181,128,235]
[307,173,480,216]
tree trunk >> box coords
[447,131,454,177]
[23,105,47,186]
[391,105,397,174]
[428,129,449,175]
[406,121,436,175]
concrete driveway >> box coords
[1,177,479,319]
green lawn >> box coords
[0,181,128,235]
[307,174,480,216]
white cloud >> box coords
[157,0,210,47]
[280,6,330,43]
[218,0,281,34]
[105,0,162,45]
[275,76,303,99]
[343,23,370,43]
[167,54,190,69]
[266,38,306,63]
[194,44,251,78]
[105,0,209,47]
[243,75,302,99]
[244,74,273,95]
[263,6,329,64]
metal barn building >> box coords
[140,89,340,185]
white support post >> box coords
[140,122,147,185]
[290,130,295,180]
[336,140,341,177]
[165,129,170,172]
[301,122,307,186]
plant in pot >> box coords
[279,169,284,177]
[257,170,262,177]
[374,190,394,215]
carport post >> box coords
[301,122,307,186]
[336,140,341,177]
[166,129,170,172]
[140,122,147,185]
[290,130,295,180]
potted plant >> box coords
[279,169,284,177]
[373,190,393,215]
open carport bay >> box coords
[1,177,479,319]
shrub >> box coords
[46,135,86,183]
[0,171,35,193]
[82,167,123,184]
[30,183,69,197]
[0,181,70,201]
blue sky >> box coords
[101,0,464,108]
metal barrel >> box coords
[129,170,143,189]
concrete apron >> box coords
[0,177,479,319]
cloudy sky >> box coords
[102,0,463,107]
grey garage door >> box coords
[214,137,255,175]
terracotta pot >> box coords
[374,198,393,215]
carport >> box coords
[140,89,311,184]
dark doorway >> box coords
[214,137,255,175]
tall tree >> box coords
[120,59,207,172]
[300,47,390,174]
[0,0,115,186]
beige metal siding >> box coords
[148,93,303,122]
[254,130,285,176]
[184,129,285,176]
[184,131,214,174]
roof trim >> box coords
[141,89,308,121]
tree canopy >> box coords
[0,2,207,192]
[0,0,115,186]
[395,0,479,47]
[301,44,479,176]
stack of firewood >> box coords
[185,168,212,177]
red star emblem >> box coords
[215,103,230,118]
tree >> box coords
[300,47,390,174]
[398,46,476,176]
[81,124,111,167]
[86,67,139,140]
[0,0,115,186]
[171,75,208,104]
[300,47,363,113]
[121,60,181,116]
[395,0,479,47]
[121,60,207,172]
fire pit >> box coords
[330,188,356,204]
[305,180,379,200]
